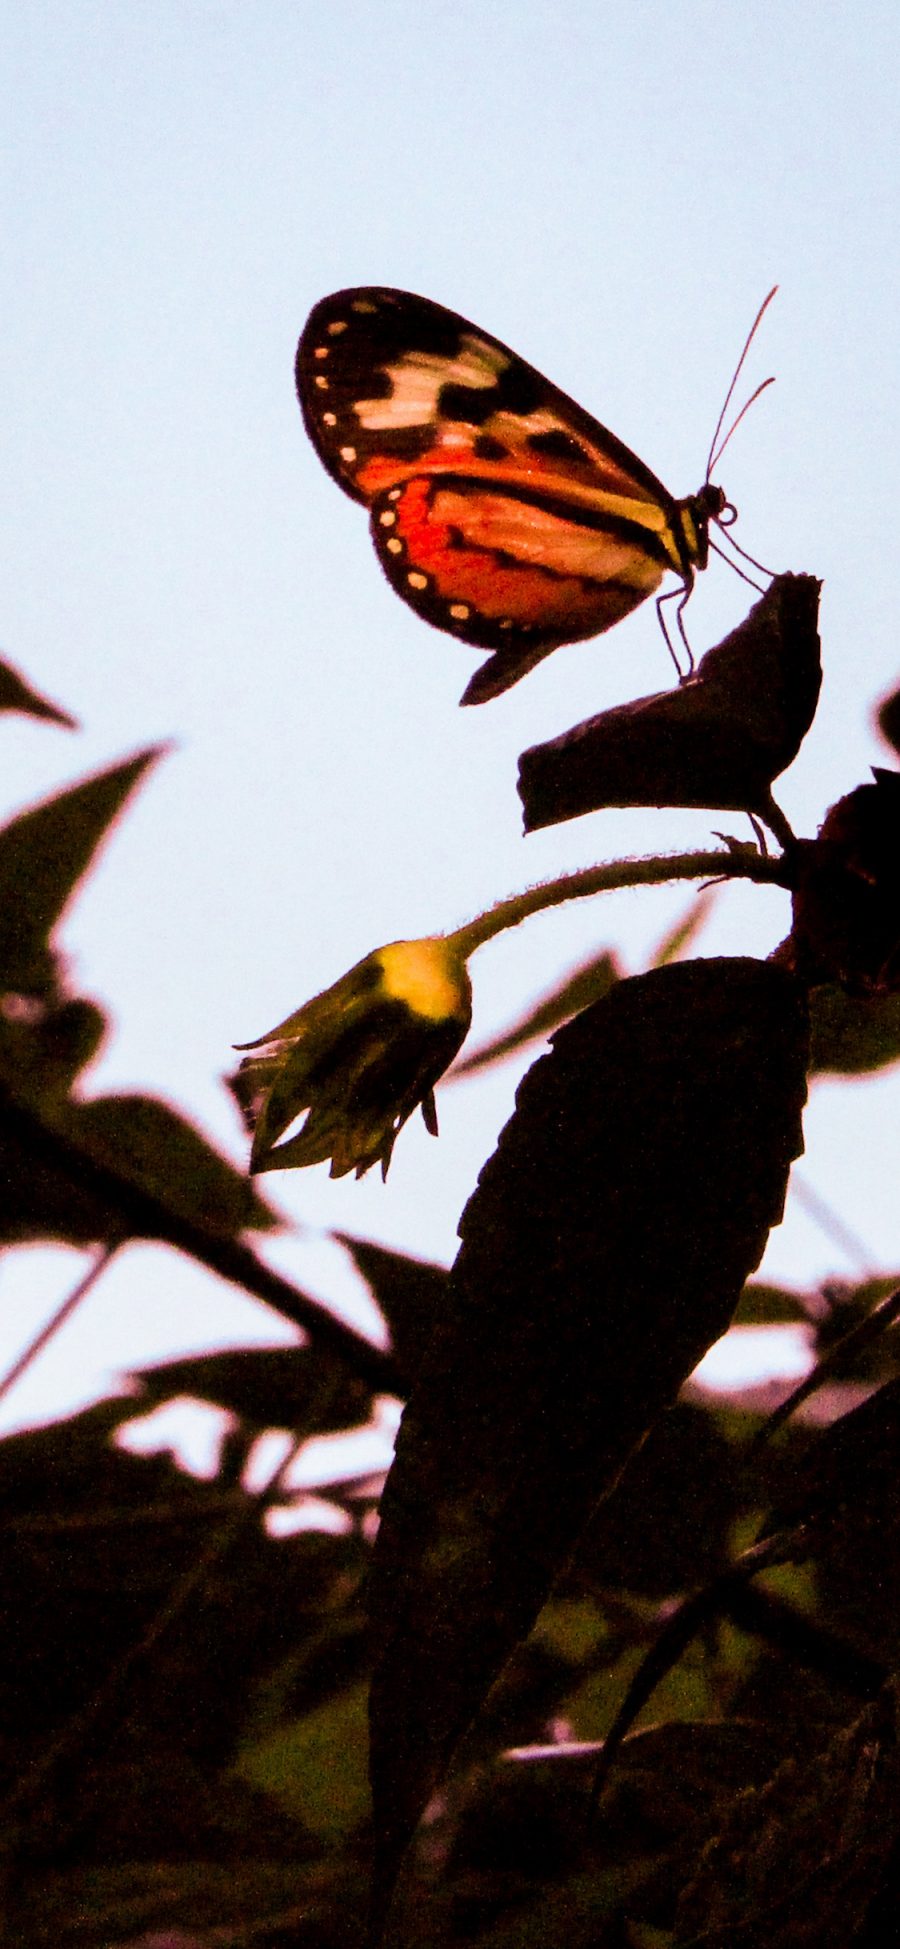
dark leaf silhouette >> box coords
[367,957,809,1931]
[759,1375,900,1561]
[0,653,77,728]
[0,1088,277,1246]
[131,1342,372,1439]
[0,747,164,992]
[785,769,900,991]
[808,981,900,1073]
[336,1231,449,1390]
[518,574,821,835]
[0,1396,372,1939]
[0,1085,397,1384]
[674,1675,900,1946]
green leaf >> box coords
[0,746,165,990]
[0,653,77,728]
[734,1280,812,1324]
[367,959,809,1931]
[235,1679,371,1839]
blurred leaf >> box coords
[68,1092,279,1237]
[760,1375,900,1560]
[0,653,77,728]
[0,1088,277,1246]
[336,1231,449,1388]
[734,1280,813,1324]
[0,747,164,991]
[132,1343,372,1438]
[450,949,622,1080]
[0,1396,371,1864]
[876,683,900,759]
[808,980,900,1074]
[0,1087,398,1384]
[518,575,821,835]
[674,1676,900,1945]
[647,889,715,967]
[235,1678,371,1839]
[367,958,809,1931]
[0,995,106,1107]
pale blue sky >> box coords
[3,1,900,1431]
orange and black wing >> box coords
[296,287,694,703]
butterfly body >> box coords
[296,287,727,703]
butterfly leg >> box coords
[656,583,694,681]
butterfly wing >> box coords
[296,288,694,701]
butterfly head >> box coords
[680,481,730,571]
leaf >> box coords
[734,1280,813,1324]
[674,1675,900,1946]
[67,1093,279,1237]
[367,958,809,1931]
[336,1231,450,1389]
[0,1086,399,1386]
[0,994,107,1106]
[0,653,77,728]
[0,1088,277,1247]
[759,1375,900,1560]
[518,575,821,835]
[785,769,900,992]
[876,683,900,760]
[0,747,165,991]
[132,1343,372,1439]
[235,1679,371,1840]
[450,949,622,1079]
[808,981,900,1074]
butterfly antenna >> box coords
[708,375,776,478]
[704,285,778,483]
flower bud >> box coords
[229,937,472,1180]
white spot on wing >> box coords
[408,571,428,589]
[449,603,471,621]
[354,334,508,431]
[386,537,403,555]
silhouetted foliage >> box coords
[3,559,900,1949]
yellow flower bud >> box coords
[229,937,472,1181]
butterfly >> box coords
[296,287,774,705]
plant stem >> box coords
[447,847,791,959]
[0,1239,122,1409]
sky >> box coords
[3,1,900,1441]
